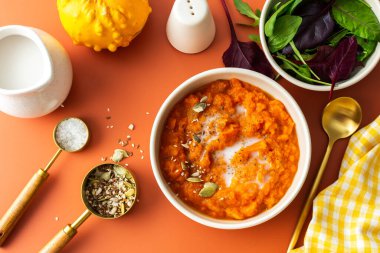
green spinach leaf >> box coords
[289,41,320,80]
[286,0,303,15]
[293,52,316,61]
[356,37,377,61]
[268,15,302,53]
[332,0,380,41]
[282,61,312,82]
[248,34,261,43]
[328,29,351,47]
[265,0,296,37]
[277,56,331,86]
[234,0,260,21]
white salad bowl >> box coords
[259,0,380,91]
[150,68,311,229]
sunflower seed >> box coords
[200,96,208,103]
[181,143,189,149]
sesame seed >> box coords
[128,124,135,130]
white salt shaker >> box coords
[166,0,216,54]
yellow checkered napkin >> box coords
[292,115,380,253]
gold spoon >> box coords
[0,118,89,246]
[287,97,362,252]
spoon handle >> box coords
[0,169,49,246]
[39,210,91,253]
[287,139,335,252]
[39,225,77,253]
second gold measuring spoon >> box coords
[0,117,89,246]
[39,163,137,253]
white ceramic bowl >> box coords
[259,0,380,91]
[150,68,311,229]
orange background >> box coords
[0,0,379,252]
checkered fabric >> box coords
[292,115,380,253]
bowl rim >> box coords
[150,67,311,229]
[259,0,380,91]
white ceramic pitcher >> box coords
[0,25,73,118]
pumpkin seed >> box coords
[186,177,203,183]
[193,134,201,143]
[199,182,218,198]
[192,102,207,113]
[111,149,129,162]
[200,96,208,103]
[181,162,188,170]
[100,171,111,181]
[125,188,135,197]
[114,165,127,176]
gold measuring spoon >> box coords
[287,97,362,252]
[39,163,137,253]
[0,117,89,246]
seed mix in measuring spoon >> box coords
[84,164,137,218]
[39,164,137,252]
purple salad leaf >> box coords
[306,45,336,81]
[305,37,358,99]
[282,1,336,54]
[221,0,275,79]
[327,36,358,99]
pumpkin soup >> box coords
[159,78,299,219]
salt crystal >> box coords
[128,124,135,130]
[54,118,88,152]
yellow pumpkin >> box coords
[57,0,152,52]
